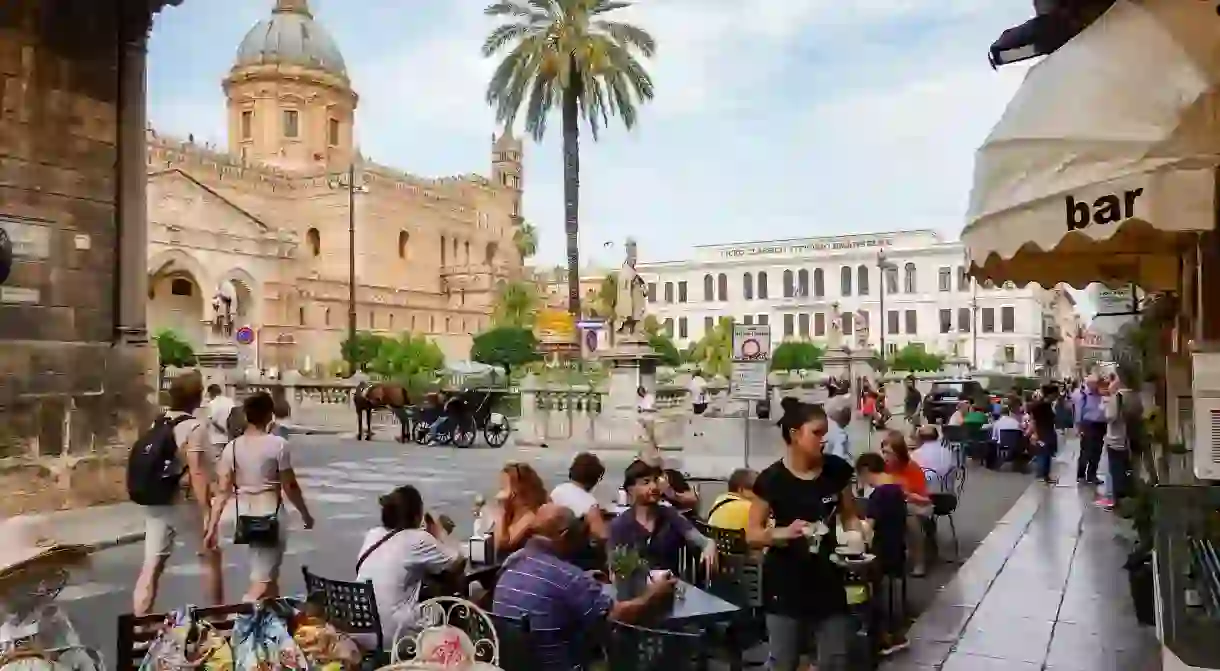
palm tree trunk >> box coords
[562,66,581,319]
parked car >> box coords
[923,378,988,424]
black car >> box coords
[923,379,987,424]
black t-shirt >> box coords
[1030,399,1056,440]
[904,387,921,412]
[866,483,908,577]
[752,456,853,620]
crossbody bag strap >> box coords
[356,529,403,573]
[706,495,740,519]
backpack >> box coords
[126,414,193,506]
[225,405,247,441]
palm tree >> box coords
[491,280,539,328]
[482,0,656,319]
[512,220,538,261]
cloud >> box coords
[147,0,1039,269]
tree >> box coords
[340,331,387,373]
[648,332,682,367]
[491,280,539,328]
[483,0,656,318]
[692,317,734,378]
[153,328,195,369]
[369,333,445,393]
[770,341,825,371]
[888,344,946,372]
[472,326,542,377]
[512,220,538,261]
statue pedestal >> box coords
[197,337,240,388]
[595,335,664,450]
[821,346,874,393]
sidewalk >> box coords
[11,502,145,551]
[894,448,1161,670]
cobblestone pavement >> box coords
[53,420,1031,666]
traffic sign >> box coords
[732,324,771,362]
[731,361,768,400]
[235,326,255,345]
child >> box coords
[856,452,910,656]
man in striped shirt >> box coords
[492,504,676,670]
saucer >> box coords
[831,553,875,568]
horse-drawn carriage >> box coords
[409,389,512,448]
[353,381,511,447]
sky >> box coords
[146,0,1037,271]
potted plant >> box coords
[609,546,649,599]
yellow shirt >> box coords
[707,493,752,531]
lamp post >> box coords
[877,251,897,358]
[329,164,367,349]
[971,282,979,370]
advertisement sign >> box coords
[535,309,576,341]
[731,324,771,400]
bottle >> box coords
[472,495,488,537]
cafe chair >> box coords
[486,613,540,671]
[928,468,967,561]
[965,426,991,463]
[391,596,500,667]
[995,428,1023,469]
[690,521,766,670]
[301,566,386,663]
[606,620,706,671]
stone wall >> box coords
[0,0,150,458]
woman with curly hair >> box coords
[492,462,548,554]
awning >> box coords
[963,0,1220,290]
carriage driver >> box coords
[423,391,462,445]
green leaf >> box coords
[471,326,542,375]
[152,328,195,368]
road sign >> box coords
[731,323,770,400]
[235,326,255,345]
[732,324,771,362]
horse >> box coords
[352,382,413,442]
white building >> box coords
[636,230,1054,375]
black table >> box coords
[465,561,502,584]
[604,580,740,626]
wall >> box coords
[0,0,150,456]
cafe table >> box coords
[604,580,740,627]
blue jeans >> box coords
[425,417,451,442]
[765,613,851,671]
[1035,433,1058,480]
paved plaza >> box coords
[52,419,1032,666]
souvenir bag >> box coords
[229,438,281,547]
[136,607,234,671]
[230,604,308,671]
[290,603,361,671]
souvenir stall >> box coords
[962,1,1220,668]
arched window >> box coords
[170,278,193,296]
[298,307,305,325]
[398,231,409,259]
[757,271,769,299]
[717,273,728,301]
[742,272,754,300]
[306,228,321,257]
[840,266,852,296]
[440,235,447,265]
[857,265,870,296]
[324,308,331,326]
[782,269,794,298]
[813,269,824,298]
[485,242,498,265]
[797,269,809,297]
[703,274,714,301]
[904,263,917,293]
[389,313,394,330]
[464,240,470,264]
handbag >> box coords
[230,437,282,548]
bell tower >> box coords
[491,129,523,216]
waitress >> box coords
[747,398,861,671]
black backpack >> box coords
[225,405,247,440]
[126,414,193,506]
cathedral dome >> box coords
[234,0,347,77]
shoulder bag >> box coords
[355,529,403,574]
[231,437,283,548]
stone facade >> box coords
[146,0,525,370]
[0,0,182,456]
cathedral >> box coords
[145,0,525,372]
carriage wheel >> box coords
[452,420,477,448]
[484,413,511,447]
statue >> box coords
[211,282,235,337]
[615,238,647,338]
[854,310,870,348]
[827,301,843,349]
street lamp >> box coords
[328,164,368,349]
[877,250,897,358]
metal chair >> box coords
[997,428,1023,468]
[928,468,967,561]
[301,566,385,662]
[486,612,540,671]
[690,521,766,670]
[606,620,707,671]
[941,424,968,469]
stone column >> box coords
[115,7,152,348]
